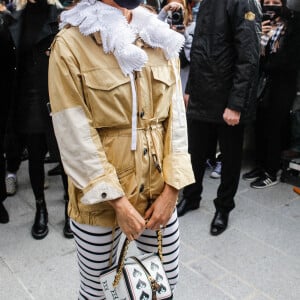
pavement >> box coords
[0,159,300,300]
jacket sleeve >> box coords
[48,36,125,205]
[162,58,195,190]
[226,0,262,112]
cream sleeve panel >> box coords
[162,59,195,190]
[48,37,124,205]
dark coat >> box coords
[0,10,15,127]
[0,10,15,202]
[8,5,59,134]
[186,0,262,124]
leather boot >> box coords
[63,199,73,239]
[31,198,48,240]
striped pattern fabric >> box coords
[71,211,180,300]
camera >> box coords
[262,11,277,22]
[171,8,184,26]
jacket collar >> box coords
[60,0,184,75]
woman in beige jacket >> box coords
[49,0,194,298]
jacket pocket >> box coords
[151,65,175,118]
[82,68,132,128]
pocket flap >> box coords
[151,66,176,86]
[83,68,131,91]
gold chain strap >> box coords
[113,230,163,288]
[157,229,163,262]
[113,238,130,288]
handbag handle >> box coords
[113,229,163,288]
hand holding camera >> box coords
[262,19,273,34]
[164,1,185,31]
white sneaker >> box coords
[210,161,222,179]
[6,175,17,196]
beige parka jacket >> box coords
[48,19,194,227]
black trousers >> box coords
[183,119,244,213]
[0,100,10,202]
[19,133,68,201]
[0,127,7,202]
[255,71,297,176]
[5,130,23,173]
[26,133,48,200]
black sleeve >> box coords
[226,0,262,112]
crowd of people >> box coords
[0,0,300,299]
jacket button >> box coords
[143,148,148,155]
[101,192,107,199]
[139,184,144,193]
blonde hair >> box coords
[16,0,63,10]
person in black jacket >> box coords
[0,1,14,223]
[176,0,261,235]
[7,0,73,239]
[243,0,300,188]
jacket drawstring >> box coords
[129,73,137,151]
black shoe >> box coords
[0,202,9,224]
[176,198,200,217]
[63,200,73,239]
[47,164,62,176]
[250,172,278,189]
[210,211,229,236]
[31,198,48,240]
[242,167,264,181]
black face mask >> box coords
[262,5,283,19]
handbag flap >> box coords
[100,253,173,300]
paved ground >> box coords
[0,159,300,300]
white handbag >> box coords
[99,231,173,300]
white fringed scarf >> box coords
[60,0,184,75]
[60,0,185,150]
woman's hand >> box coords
[109,196,146,241]
[144,184,179,230]
[262,20,272,35]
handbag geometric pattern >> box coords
[99,232,173,300]
[100,253,173,300]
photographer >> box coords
[158,0,188,28]
[243,0,300,188]
[158,0,195,91]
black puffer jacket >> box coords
[186,0,262,124]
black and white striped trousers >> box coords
[70,211,180,300]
